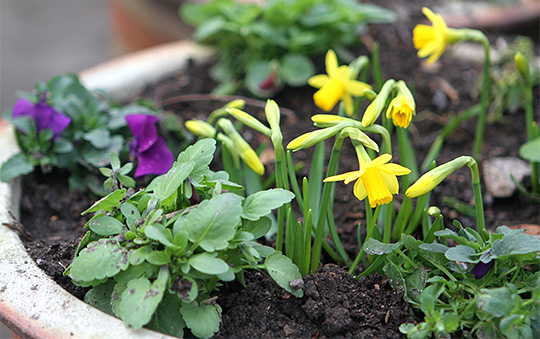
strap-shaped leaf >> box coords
[185,193,243,252]
[242,188,295,221]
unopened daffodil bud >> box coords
[361,79,396,127]
[386,80,416,128]
[218,118,264,175]
[348,55,370,82]
[208,99,246,124]
[363,88,378,102]
[406,156,475,198]
[311,114,355,128]
[514,52,531,87]
[185,119,216,137]
[427,206,441,217]
[287,122,349,151]
[340,127,379,152]
[227,108,272,137]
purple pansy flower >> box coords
[12,97,71,140]
[126,114,174,178]
[470,260,494,279]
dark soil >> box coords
[15,1,539,338]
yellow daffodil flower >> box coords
[413,7,462,65]
[324,153,410,208]
[308,50,371,116]
[386,81,416,128]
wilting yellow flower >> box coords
[406,156,474,198]
[324,153,410,208]
[308,50,371,116]
[386,81,416,128]
[413,7,461,65]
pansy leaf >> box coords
[150,161,195,201]
[145,223,175,248]
[146,251,171,265]
[491,232,540,259]
[188,252,229,275]
[445,245,479,263]
[241,216,272,239]
[69,239,129,283]
[363,238,401,255]
[84,280,116,316]
[477,286,518,317]
[117,274,167,329]
[0,153,34,182]
[83,128,111,149]
[88,216,124,236]
[242,188,295,221]
[82,135,123,167]
[264,251,303,297]
[148,293,185,337]
[180,301,222,339]
[185,193,243,252]
[81,188,126,215]
[519,137,540,162]
[281,53,315,86]
[177,138,216,182]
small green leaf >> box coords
[145,224,175,248]
[185,193,243,252]
[82,135,123,167]
[0,153,34,182]
[148,293,185,337]
[171,275,198,302]
[519,137,540,162]
[52,138,74,153]
[189,252,229,275]
[121,202,141,230]
[88,216,124,236]
[180,301,222,339]
[242,188,295,221]
[82,188,126,215]
[117,275,167,329]
[84,280,115,316]
[146,251,171,265]
[177,138,217,182]
[445,245,478,263]
[128,246,153,265]
[281,54,315,86]
[83,128,111,149]
[242,216,272,239]
[363,238,401,255]
[264,251,303,297]
[151,161,195,200]
[477,286,518,317]
[69,239,129,283]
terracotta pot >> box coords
[108,0,195,55]
[0,40,212,339]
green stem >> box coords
[348,204,381,274]
[275,145,286,252]
[524,83,539,194]
[469,31,491,159]
[468,160,488,241]
[310,137,344,273]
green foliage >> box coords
[67,138,302,337]
[364,223,540,338]
[179,0,395,96]
[0,73,187,193]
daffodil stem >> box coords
[275,145,288,252]
[468,160,488,241]
[348,204,381,274]
[471,31,491,159]
[523,80,539,194]
[371,42,383,91]
[311,137,344,273]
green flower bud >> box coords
[515,52,531,86]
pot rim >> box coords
[0,39,212,339]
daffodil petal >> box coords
[325,50,339,77]
[324,171,359,183]
[342,94,354,116]
[379,163,411,176]
[345,80,372,96]
[380,171,399,194]
[370,154,392,167]
[353,178,368,200]
[308,74,329,89]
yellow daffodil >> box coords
[324,153,410,208]
[308,50,371,116]
[386,81,416,128]
[413,7,462,65]
[218,118,265,175]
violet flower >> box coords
[470,260,494,279]
[126,114,174,178]
[12,97,71,140]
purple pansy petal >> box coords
[470,260,494,279]
[126,114,159,153]
[134,137,174,178]
[47,107,71,139]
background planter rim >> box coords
[0,39,212,339]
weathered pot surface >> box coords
[0,40,212,339]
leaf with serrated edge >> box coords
[69,239,129,283]
[180,301,222,339]
[242,189,295,221]
[177,138,217,182]
[185,193,243,252]
[264,252,303,297]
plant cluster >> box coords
[66,139,302,338]
[179,0,395,96]
[0,74,183,194]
